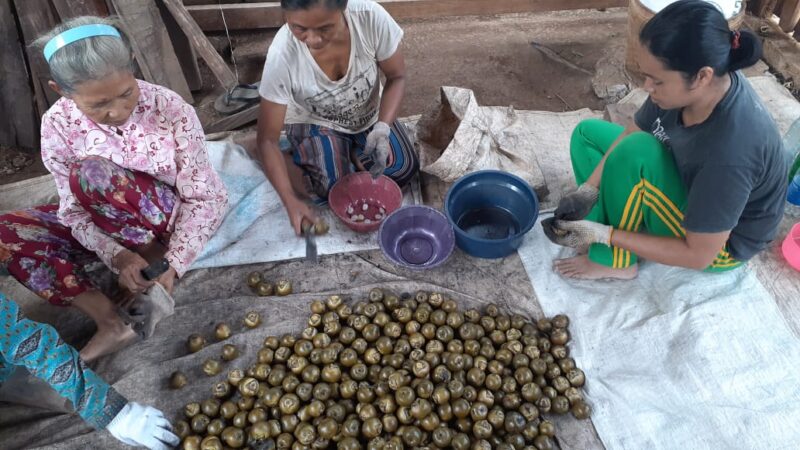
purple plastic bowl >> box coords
[379,205,455,270]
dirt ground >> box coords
[1,8,627,184]
[199,8,626,120]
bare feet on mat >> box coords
[554,254,638,280]
[79,321,138,363]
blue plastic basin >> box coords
[445,170,539,258]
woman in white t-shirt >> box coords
[256,0,419,234]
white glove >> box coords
[106,402,179,450]
[542,217,613,248]
[364,121,391,178]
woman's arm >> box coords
[376,47,406,124]
[166,101,229,278]
[612,229,731,269]
[0,294,127,429]
[256,99,316,235]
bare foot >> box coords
[79,322,138,362]
[554,254,638,280]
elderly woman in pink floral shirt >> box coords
[0,17,228,361]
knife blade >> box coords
[302,220,318,264]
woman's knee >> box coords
[570,119,615,160]
[605,131,666,168]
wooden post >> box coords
[779,0,800,32]
[0,0,38,149]
[161,0,237,89]
[109,0,193,102]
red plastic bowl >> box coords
[782,222,800,271]
[329,173,403,233]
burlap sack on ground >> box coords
[415,86,548,195]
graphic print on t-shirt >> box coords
[304,64,378,130]
[651,117,671,146]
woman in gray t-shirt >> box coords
[544,0,786,280]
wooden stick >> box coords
[161,0,237,89]
[530,41,593,76]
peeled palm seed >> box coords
[243,312,261,328]
[275,280,292,296]
[256,282,274,297]
[202,359,222,376]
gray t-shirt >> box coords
[634,72,787,261]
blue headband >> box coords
[43,24,121,63]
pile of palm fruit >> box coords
[172,285,590,450]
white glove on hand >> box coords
[364,121,391,178]
[107,402,179,450]
[554,184,599,220]
[542,217,613,249]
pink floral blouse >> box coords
[40,80,228,277]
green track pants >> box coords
[570,119,741,272]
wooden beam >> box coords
[110,0,194,102]
[0,0,38,149]
[162,0,238,89]
[188,0,628,31]
[204,103,260,133]
[779,0,800,32]
[188,2,282,31]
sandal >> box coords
[214,82,261,115]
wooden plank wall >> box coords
[12,0,62,123]
[0,0,37,149]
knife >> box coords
[302,220,318,264]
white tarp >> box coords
[191,141,421,269]
[519,223,800,450]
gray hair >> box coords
[32,16,134,94]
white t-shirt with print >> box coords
[259,0,403,134]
